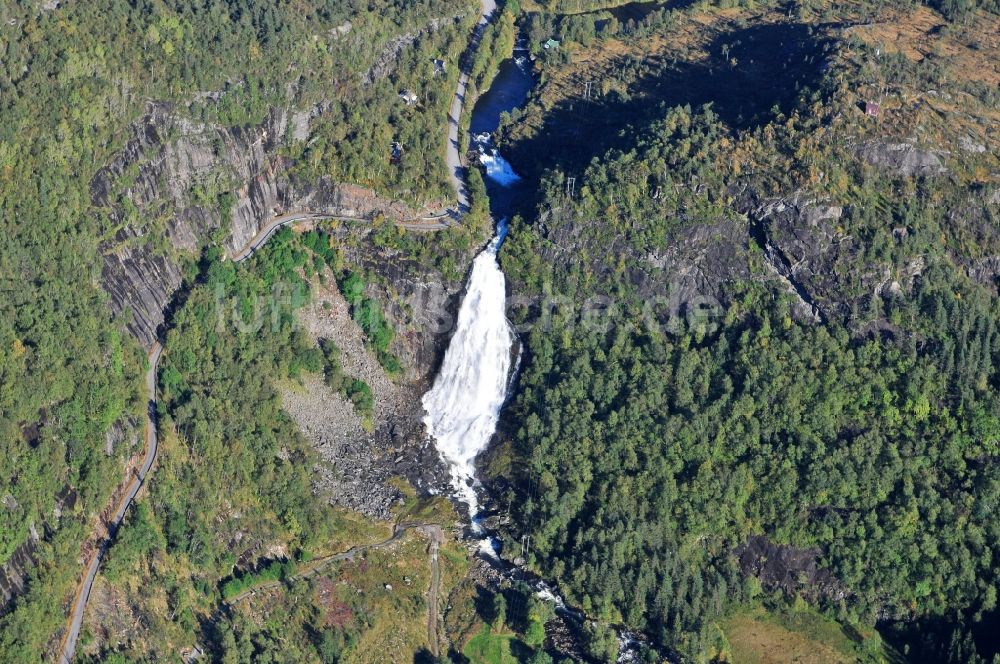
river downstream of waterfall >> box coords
[420,46,661,663]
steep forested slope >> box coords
[3,0,998,660]
[0,0,476,657]
[492,1,999,660]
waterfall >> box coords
[479,150,522,186]
[421,55,658,664]
[474,133,523,187]
[422,221,513,515]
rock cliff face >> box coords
[0,527,38,614]
[0,486,77,616]
[530,184,947,333]
[748,192,850,323]
[637,217,753,320]
[855,141,948,177]
[100,226,186,350]
[93,103,295,346]
[94,103,432,348]
[534,193,855,326]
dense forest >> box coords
[500,271,1000,656]
[493,0,1000,660]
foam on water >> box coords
[479,149,522,186]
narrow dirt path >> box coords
[229,209,456,263]
[225,522,423,604]
[423,524,445,657]
[223,522,445,658]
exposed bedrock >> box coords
[93,103,430,348]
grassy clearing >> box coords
[313,508,395,557]
[233,528,440,663]
[444,575,484,649]
[339,534,433,664]
[439,540,472,594]
[519,0,661,15]
[219,470,470,659]
[509,5,765,132]
[848,5,1000,86]
[718,605,887,664]
[463,624,526,664]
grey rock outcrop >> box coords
[0,486,76,616]
[104,417,140,457]
[101,226,187,349]
[362,15,463,85]
[746,190,931,325]
[944,189,1000,288]
[518,186,936,333]
[639,218,752,323]
[736,534,848,602]
[855,141,947,177]
[750,193,848,322]
[93,103,292,346]
[0,529,39,613]
[969,256,1000,286]
[958,134,987,154]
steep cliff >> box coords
[93,103,433,348]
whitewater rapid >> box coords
[480,151,522,186]
[422,223,514,514]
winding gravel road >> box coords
[230,210,456,263]
[426,524,444,657]
[58,343,161,664]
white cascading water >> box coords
[479,150,522,186]
[426,66,651,664]
[474,132,523,187]
[422,222,513,516]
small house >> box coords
[543,39,560,50]
[390,142,403,164]
[398,89,418,106]
[433,59,447,75]
[865,101,881,117]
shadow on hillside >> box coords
[504,22,834,193]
